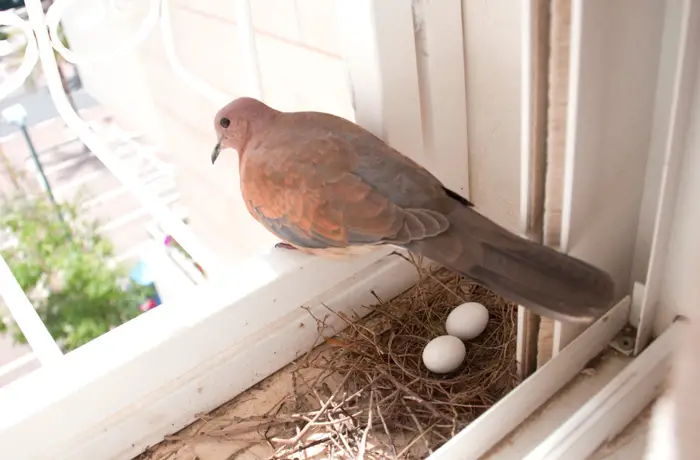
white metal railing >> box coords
[0,11,38,100]
[0,258,62,365]
[0,0,252,367]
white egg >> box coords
[422,335,467,374]
[445,302,489,340]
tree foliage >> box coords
[0,194,149,351]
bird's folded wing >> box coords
[242,133,448,249]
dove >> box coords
[210,97,615,323]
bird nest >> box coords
[138,264,518,460]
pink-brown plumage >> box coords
[211,97,616,322]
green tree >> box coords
[0,194,150,351]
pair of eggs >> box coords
[421,302,489,374]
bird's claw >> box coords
[275,242,297,251]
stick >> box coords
[357,390,374,459]
[375,399,398,459]
[395,422,439,458]
[278,372,354,445]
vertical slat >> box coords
[557,0,666,351]
[335,0,425,160]
[518,0,550,378]
[542,0,571,251]
[634,0,700,355]
[413,0,470,195]
[543,0,571,364]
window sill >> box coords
[0,246,418,460]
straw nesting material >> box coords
[137,262,519,460]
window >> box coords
[0,0,692,459]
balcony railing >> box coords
[0,0,230,366]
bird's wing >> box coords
[241,124,451,249]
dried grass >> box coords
[138,260,519,460]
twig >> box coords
[395,422,439,458]
[380,365,452,424]
[271,436,333,459]
[375,398,398,459]
[277,371,354,446]
[406,403,433,455]
[357,390,374,459]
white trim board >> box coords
[524,319,679,460]
[634,0,700,354]
[554,0,668,354]
[63,255,420,460]
[428,296,630,460]
[487,351,632,459]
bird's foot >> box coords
[275,242,298,251]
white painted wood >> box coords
[335,0,425,163]
[645,396,676,460]
[412,0,469,196]
[520,0,548,243]
[542,0,571,252]
[427,296,630,460]
[0,249,417,460]
[589,403,651,459]
[517,0,549,378]
[488,352,632,459]
[540,0,571,367]
[630,281,646,329]
[460,1,523,231]
[635,0,700,354]
[554,0,666,352]
[0,353,37,380]
[630,0,694,287]
[524,319,679,460]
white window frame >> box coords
[0,0,689,459]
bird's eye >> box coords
[219,117,231,129]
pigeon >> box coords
[210,97,615,322]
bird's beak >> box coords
[211,134,223,165]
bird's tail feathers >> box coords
[404,206,616,323]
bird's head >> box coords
[211,97,278,164]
